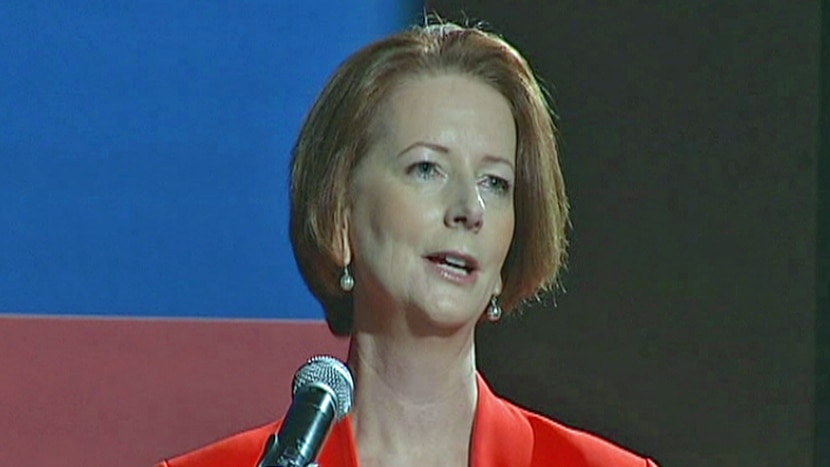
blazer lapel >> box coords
[469,373,534,467]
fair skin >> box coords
[339,73,517,467]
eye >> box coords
[481,175,512,196]
[408,161,440,179]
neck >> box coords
[346,328,478,466]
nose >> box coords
[444,179,485,232]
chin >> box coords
[408,300,482,334]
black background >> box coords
[427,2,824,465]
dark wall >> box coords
[427,2,820,466]
[816,1,829,466]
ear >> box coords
[334,207,351,267]
[494,276,503,296]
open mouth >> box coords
[426,253,478,275]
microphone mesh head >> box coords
[292,355,354,421]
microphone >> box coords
[258,356,354,467]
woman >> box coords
[159,21,659,467]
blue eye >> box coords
[482,175,511,195]
[409,161,439,179]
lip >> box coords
[424,250,480,285]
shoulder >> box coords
[157,421,278,467]
[513,402,658,466]
[474,373,659,466]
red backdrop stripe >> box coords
[0,316,348,466]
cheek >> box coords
[489,209,516,262]
[503,216,516,249]
[354,181,436,254]
[506,210,516,244]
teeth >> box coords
[444,256,467,268]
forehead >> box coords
[372,72,516,157]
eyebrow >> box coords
[396,141,448,157]
[396,141,516,173]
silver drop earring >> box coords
[486,295,502,322]
[339,265,354,292]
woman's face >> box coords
[347,73,516,332]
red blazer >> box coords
[159,374,659,466]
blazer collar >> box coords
[470,372,534,467]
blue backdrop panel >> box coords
[0,1,417,319]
